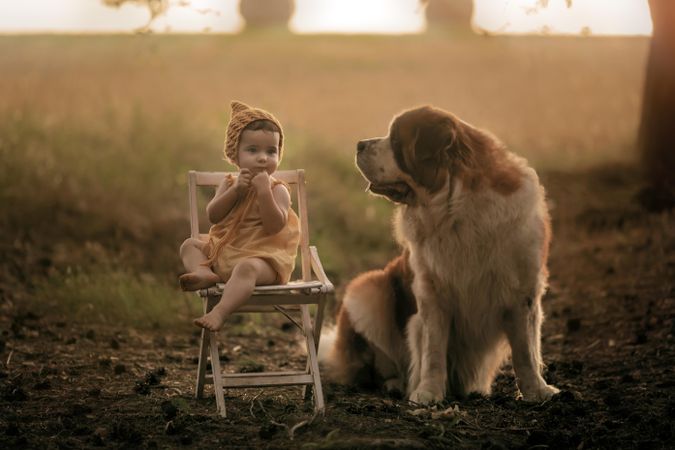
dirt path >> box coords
[1,165,674,449]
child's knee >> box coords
[180,237,202,255]
[232,259,259,279]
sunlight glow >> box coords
[290,0,426,34]
[0,0,653,36]
[0,0,242,33]
[473,0,652,36]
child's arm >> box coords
[206,170,252,224]
[251,172,290,235]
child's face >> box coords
[236,129,280,175]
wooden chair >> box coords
[186,169,333,417]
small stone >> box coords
[621,373,636,383]
[88,388,101,397]
[70,403,93,416]
[34,380,51,390]
[134,381,150,395]
[98,358,112,368]
[258,422,280,439]
[5,387,28,402]
[238,362,264,373]
[634,332,648,345]
[604,391,622,407]
[5,422,20,436]
[526,430,551,446]
[594,379,612,390]
[161,400,178,420]
[566,318,582,333]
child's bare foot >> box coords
[179,271,219,291]
[193,304,229,331]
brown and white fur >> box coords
[321,105,559,403]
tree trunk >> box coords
[239,0,294,30]
[637,0,675,210]
[425,0,474,32]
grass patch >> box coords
[32,267,200,330]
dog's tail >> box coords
[318,325,338,367]
[318,303,379,386]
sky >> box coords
[0,0,653,35]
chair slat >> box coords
[224,374,313,388]
[203,372,314,388]
[212,280,324,292]
[193,170,298,187]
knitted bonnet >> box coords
[224,101,284,165]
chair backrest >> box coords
[187,170,312,282]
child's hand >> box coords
[251,171,271,194]
[235,169,252,195]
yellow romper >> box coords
[203,175,301,285]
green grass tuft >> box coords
[33,268,201,329]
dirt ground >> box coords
[1,164,674,449]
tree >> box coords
[637,0,675,211]
[446,0,672,210]
[517,0,674,210]
[102,0,294,32]
[239,0,294,30]
[423,0,474,33]
[102,0,169,33]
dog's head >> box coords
[355,106,466,204]
[356,105,520,204]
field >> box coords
[1,32,673,449]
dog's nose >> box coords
[357,140,367,154]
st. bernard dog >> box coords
[321,105,559,404]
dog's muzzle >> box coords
[355,139,412,203]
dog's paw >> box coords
[409,388,443,405]
[520,383,560,402]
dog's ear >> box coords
[403,111,454,192]
[447,117,522,194]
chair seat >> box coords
[198,279,327,297]
[198,280,328,309]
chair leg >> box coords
[314,294,326,348]
[301,305,325,414]
[195,297,210,399]
[302,296,326,401]
[208,331,227,417]
[195,328,209,398]
[302,359,313,402]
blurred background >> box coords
[0,0,668,329]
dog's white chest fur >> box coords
[396,175,539,307]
